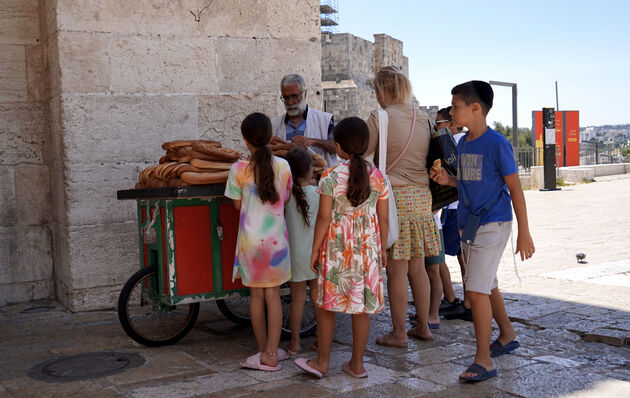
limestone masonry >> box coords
[1,0,322,310]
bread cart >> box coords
[116,185,316,347]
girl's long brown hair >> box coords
[333,117,370,207]
[241,113,279,204]
[284,147,313,226]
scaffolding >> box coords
[320,0,339,33]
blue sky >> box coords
[336,0,630,128]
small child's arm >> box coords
[504,173,535,261]
[376,197,388,268]
[231,199,242,210]
[310,194,333,273]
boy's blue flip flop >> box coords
[458,363,497,382]
[490,339,520,358]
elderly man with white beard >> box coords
[271,74,338,166]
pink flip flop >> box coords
[342,361,368,378]
[240,353,282,371]
[294,357,324,379]
[277,348,290,361]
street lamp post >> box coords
[489,81,518,150]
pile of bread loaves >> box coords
[135,137,327,189]
[135,140,241,188]
[269,136,328,176]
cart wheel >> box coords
[118,265,199,347]
[216,295,251,326]
[216,284,317,338]
[280,285,317,338]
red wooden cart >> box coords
[116,185,316,347]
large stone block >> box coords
[50,221,71,288]
[55,0,198,36]
[109,35,218,94]
[60,94,198,164]
[25,44,47,102]
[14,164,51,226]
[198,93,280,152]
[50,166,68,227]
[64,222,138,290]
[197,0,267,38]
[46,31,61,98]
[215,37,276,94]
[215,37,321,96]
[0,280,54,306]
[0,103,48,165]
[64,163,140,225]
[0,0,40,45]
[0,166,16,226]
[57,31,110,93]
[266,0,320,40]
[0,44,27,103]
[0,226,53,284]
[56,280,121,311]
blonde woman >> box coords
[366,66,442,347]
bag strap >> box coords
[379,107,416,174]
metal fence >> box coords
[580,141,623,165]
[514,147,560,174]
[500,144,624,175]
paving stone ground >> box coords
[1,174,629,397]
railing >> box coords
[514,143,625,175]
[580,141,622,165]
[514,147,534,174]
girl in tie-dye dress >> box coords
[225,113,292,372]
[294,117,389,379]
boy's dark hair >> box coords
[241,112,279,204]
[333,117,370,207]
[451,80,494,115]
[436,106,452,122]
[284,147,313,226]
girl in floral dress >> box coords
[294,117,389,379]
[225,112,292,371]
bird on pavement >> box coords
[576,251,586,263]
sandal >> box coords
[342,361,367,378]
[294,357,325,379]
[458,363,497,382]
[240,353,281,372]
[490,339,520,358]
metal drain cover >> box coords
[28,352,145,382]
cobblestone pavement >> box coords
[1,175,629,397]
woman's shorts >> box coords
[425,229,445,265]
[442,208,461,256]
[461,221,512,294]
[389,185,441,261]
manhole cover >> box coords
[28,352,145,382]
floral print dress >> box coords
[316,162,388,314]
[224,157,292,288]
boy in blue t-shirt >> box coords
[430,80,535,383]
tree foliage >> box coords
[492,122,533,147]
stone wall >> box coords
[0,0,323,310]
[321,33,376,121]
[0,0,54,303]
[321,32,411,123]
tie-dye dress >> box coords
[315,161,388,314]
[224,157,292,287]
